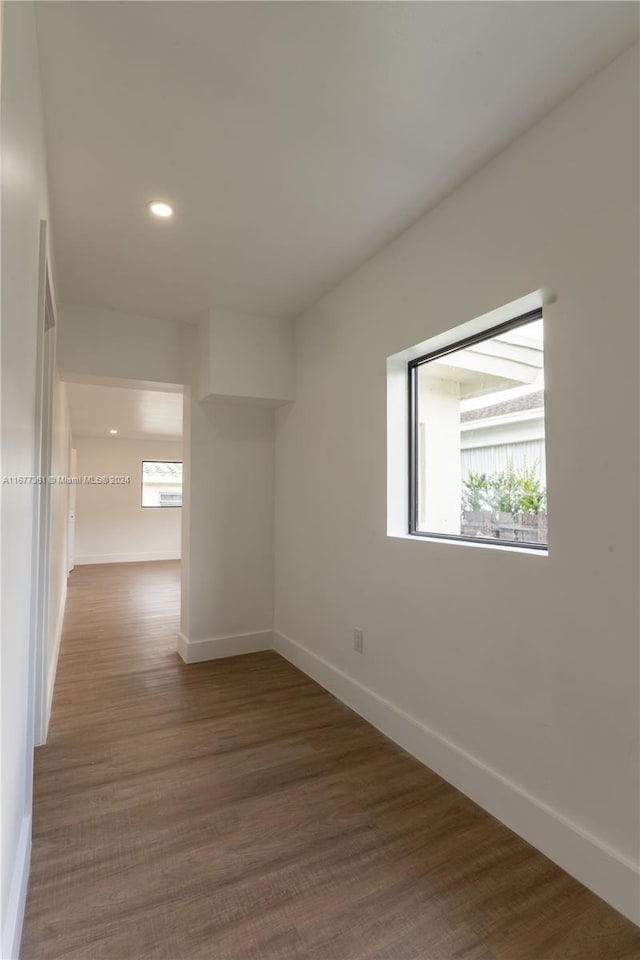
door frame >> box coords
[67,446,77,574]
[30,220,57,747]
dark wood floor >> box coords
[22,561,640,959]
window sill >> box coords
[388,531,548,557]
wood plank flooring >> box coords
[22,561,640,959]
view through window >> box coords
[409,311,547,548]
[141,460,183,508]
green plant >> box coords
[461,460,547,519]
[488,462,521,516]
[462,471,489,512]
[518,462,546,515]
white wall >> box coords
[58,304,192,388]
[274,46,639,922]
[199,308,295,405]
[179,394,274,662]
[0,3,53,955]
[74,437,183,564]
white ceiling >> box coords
[36,2,638,323]
[67,383,183,442]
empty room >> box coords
[1,2,639,959]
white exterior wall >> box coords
[274,47,640,921]
[418,374,460,533]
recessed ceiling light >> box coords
[148,201,173,218]
[109,429,118,435]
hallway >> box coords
[21,563,640,959]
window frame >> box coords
[407,306,545,550]
[141,459,184,509]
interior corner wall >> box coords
[73,437,183,565]
[181,394,274,654]
[0,2,53,955]
[274,45,640,921]
[202,309,295,404]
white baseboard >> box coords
[272,629,640,925]
[75,551,181,565]
[177,630,272,664]
[1,814,32,960]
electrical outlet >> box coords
[353,628,364,654]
